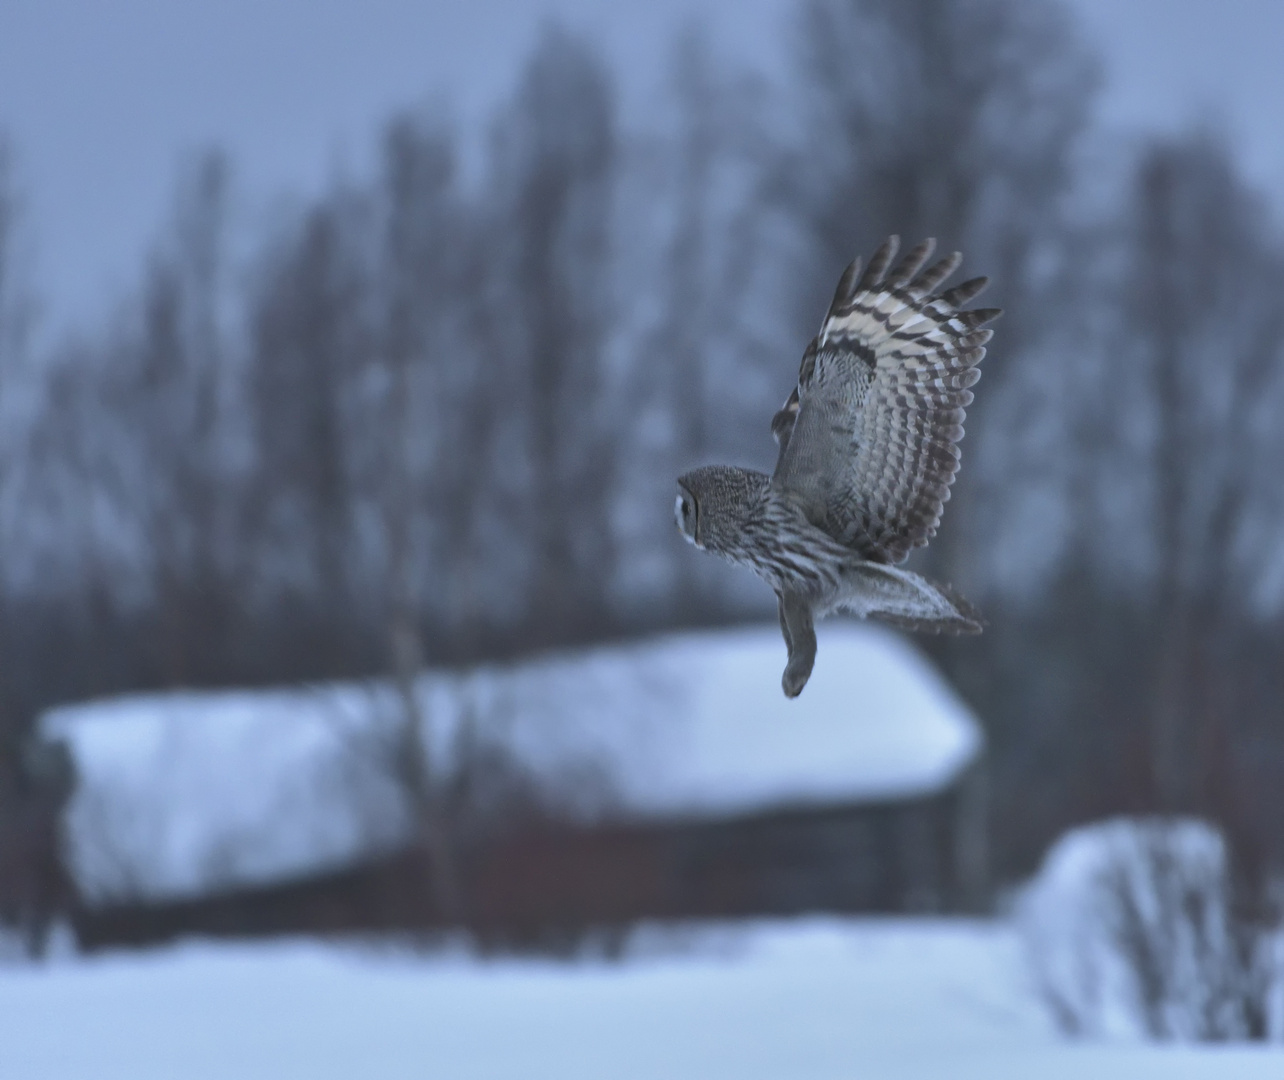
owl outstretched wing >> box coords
[771,236,1000,564]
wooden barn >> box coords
[41,625,988,950]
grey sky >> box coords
[2,0,1282,336]
[1072,0,1284,184]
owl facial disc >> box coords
[675,490,700,547]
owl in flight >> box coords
[675,237,998,697]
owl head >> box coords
[675,465,770,555]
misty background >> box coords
[3,0,1284,955]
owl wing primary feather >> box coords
[771,237,999,564]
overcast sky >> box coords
[2,0,1283,336]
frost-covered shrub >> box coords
[1019,817,1277,1041]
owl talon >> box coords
[782,657,813,698]
[778,592,816,699]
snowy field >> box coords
[5,917,1282,1080]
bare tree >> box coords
[0,134,38,683]
[129,152,238,684]
[376,112,466,921]
[780,0,1099,590]
[787,0,1096,330]
[989,133,1284,879]
[246,191,376,675]
[626,27,784,622]
[488,25,621,646]
[1120,134,1284,817]
[20,153,241,686]
[0,136,35,406]
[0,134,31,687]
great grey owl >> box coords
[675,236,998,698]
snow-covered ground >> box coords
[4,917,1282,1080]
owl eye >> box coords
[675,491,699,544]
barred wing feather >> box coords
[771,236,999,564]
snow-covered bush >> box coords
[1019,817,1279,1040]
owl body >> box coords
[675,237,996,697]
[676,464,849,599]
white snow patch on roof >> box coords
[42,685,412,902]
[505,623,984,816]
[42,623,982,902]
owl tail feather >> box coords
[831,561,984,635]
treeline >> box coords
[4,0,1284,901]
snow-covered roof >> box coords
[492,624,982,815]
[42,623,982,903]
